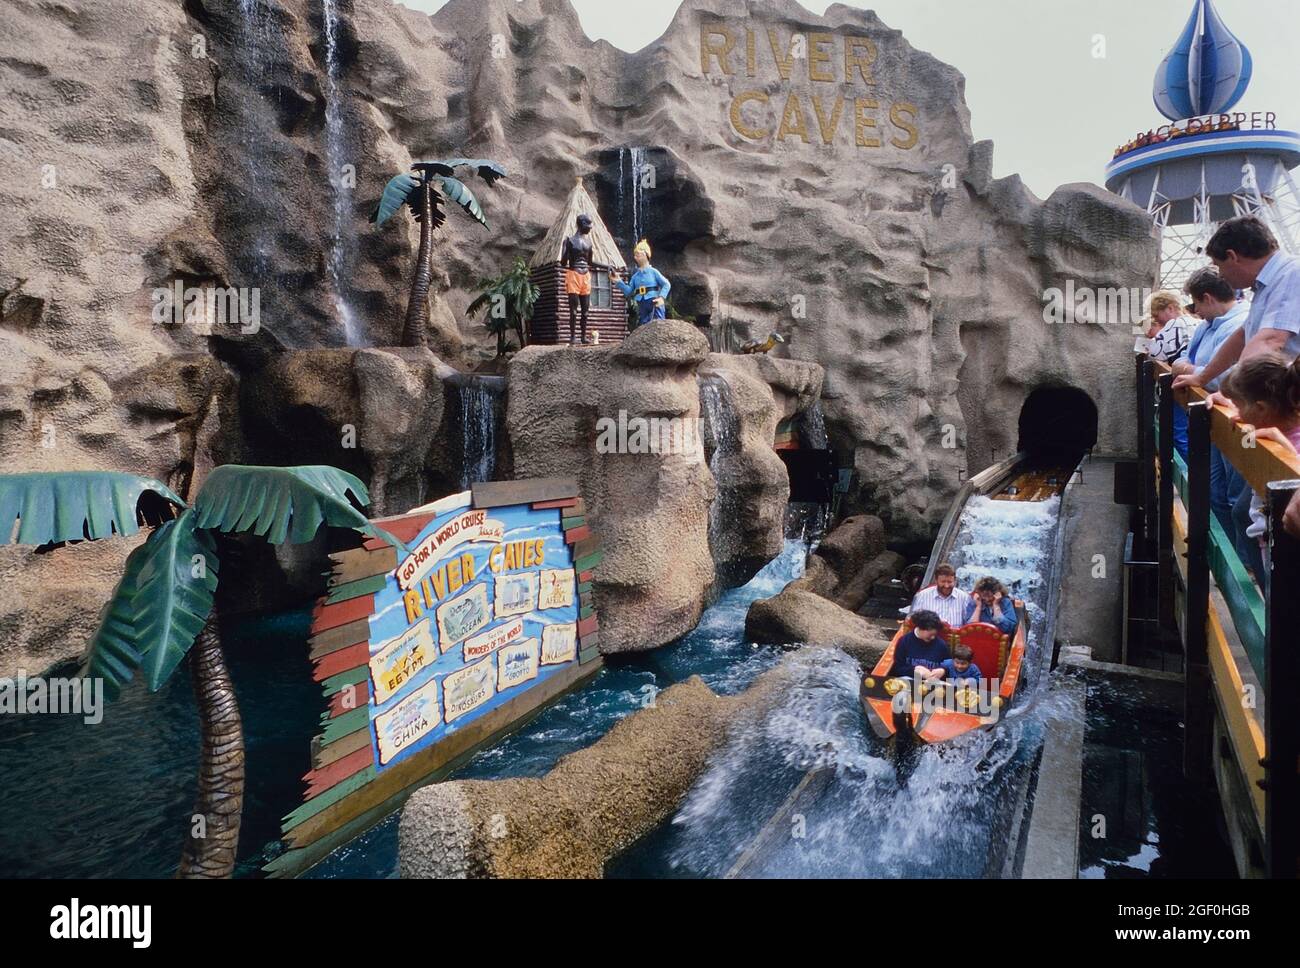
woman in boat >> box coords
[888,610,951,680]
[962,576,1017,634]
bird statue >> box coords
[741,332,785,354]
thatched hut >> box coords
[527,178,629,345]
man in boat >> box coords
[937,644,982,686]
[889,610,951,681]
[907,562,966,628]
[962,576,1018,634]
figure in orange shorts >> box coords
[561,213,595,344]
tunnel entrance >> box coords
[1017,386,1098,465]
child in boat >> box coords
[1221,352,1300,590]
[963,576,1018,634]
[889,610,951,681]
[937,644,982,686]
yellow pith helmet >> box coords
[633,239,652,260]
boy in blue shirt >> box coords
[889,610,951,680]
[938,644,982,685]
[611,239,670,328]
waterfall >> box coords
[799,400,828,450]
[322,0,361,345]
[236,0,272,280]
[457,377,503,489]
[619,146,648,245]
[700,375,741,568]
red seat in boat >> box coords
[950,622,1009,679]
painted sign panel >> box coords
[396,509,504,590]
[436,581,491,646]
[495,572,537,618]
[539,568,575,610]
[363,493,584,773]
[443,655,495,723]
[375,678,440,765]
[369,619,436,705]
[541,623,578,665]
[462,615,526,663]
[497,638,540,691]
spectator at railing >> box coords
[1173,216,1300,397]
[1173,267,1250,544]
[1141,290,1195,457]
[1221,353,1300,590]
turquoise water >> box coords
[0,540,809,879]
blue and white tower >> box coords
[1106,0,1300,288]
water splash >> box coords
[322,0,361,345]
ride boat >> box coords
[860,611,1027,745]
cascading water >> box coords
[799,400,828,450]
[615,491,1068,878]
[700,375,741,569]
[322,0,361,345]
[457,377,502,488]
[950,495,1062,694]
[619,146,648,245]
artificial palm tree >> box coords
[371,157,507,348]
[0,466,403,878]
[467,257,539,356]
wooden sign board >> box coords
[267,477,603,878]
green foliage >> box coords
[0,471,184,546]
[467,258,539,351]
[434,175,487,228]
[192,465,403,551]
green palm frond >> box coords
[433,175,487,228]
[371,171,422,225]
[433,158,508,186]
[81,509,218,694]
[0,471,184,546]
[130,510,219,690]
[192,465,405,551]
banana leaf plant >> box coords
[467,257,539,356]
[371,157,506,348]
[0,466,404,878]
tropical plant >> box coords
[466,257,539,356]
[0,466,403,878]
[371,157,507,349]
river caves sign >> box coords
[269,477,603,878]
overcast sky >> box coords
[394,0,1300,199]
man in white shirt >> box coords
[908,562,968,628]
[1172,216,1300,395]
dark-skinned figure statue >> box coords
[560,213,595,344]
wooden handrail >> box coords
[1148,359,1300,495]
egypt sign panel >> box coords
[362,490,584,773]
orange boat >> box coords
[860,609,1027,746]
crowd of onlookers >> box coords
[1137,215,1300,587]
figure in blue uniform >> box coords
[612,238,670,328]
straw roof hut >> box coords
[527,178,629,345]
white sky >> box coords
[394,0,1300,199]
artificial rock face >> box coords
[0,0,1156,671]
